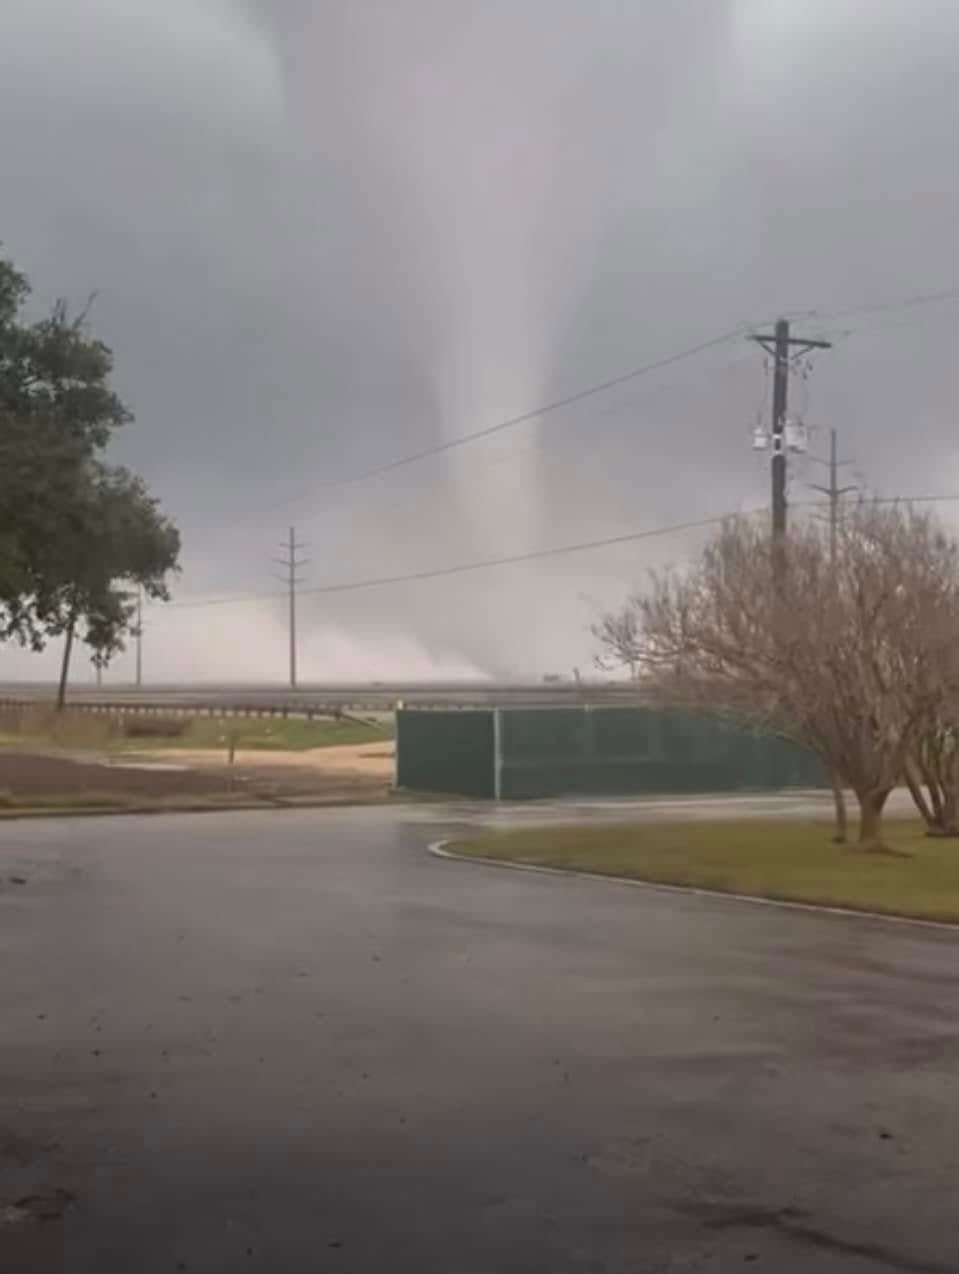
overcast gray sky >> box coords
[3,0,959,682]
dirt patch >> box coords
[0,747,391,810]
[0,751,228,801]
[152,741,394,779]
[152,742,395,804]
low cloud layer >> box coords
[3,0,958,681]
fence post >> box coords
[584,703,596,761]
[493,707,503,802]
[393,703,402,791]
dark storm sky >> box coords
[2,0,958,681]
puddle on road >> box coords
[107,760,190,773]
[0,1188,76,1226]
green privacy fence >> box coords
[395,708,496,798]
[396,706,826,800]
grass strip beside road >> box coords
[129,715,390,752]
[451,819,959,924]
[0,711,391,754]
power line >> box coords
[409,349,761,485]
[161,510,761,612]
[237,326,745,519]
[223,287,959,525]
[300,512,750,597]
[325,329,743,485]
[781,285,959,333]
[210,288,959,527]
[876,494,959,507]
[157,589,283,611]
[821,283,959,322]
[839,310,959,340]
[152,493,959,614]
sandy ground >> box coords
[138,741,395,778]
[0,743,395,808]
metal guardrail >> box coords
[0,681,647,717]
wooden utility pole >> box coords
[770,318,790,541]
[274,528,308,689]
[749,321,833,558]
[135,586,143,688]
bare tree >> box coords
[591,602,643,679]
[903,626,959,837]
[904,727,959,837]
[619,505,959,849]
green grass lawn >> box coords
[126,715,391,752]
[451,819,959,924]
[0,709,392,754]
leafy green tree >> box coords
[45,463,180,706]
[0,252,180,693]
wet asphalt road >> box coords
[2,803,959,1273]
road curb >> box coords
[0,796,394,822]
[427,839,959,935]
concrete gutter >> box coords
[0,794,396,821]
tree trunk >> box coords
[56,612,77,712]
[933,747,959,836]
[904,756,936,831]
[921,752,946,828]
[940,787,959,836]
[857,788,890,849]
[830,769,848,844]
[904,752,959,837]
[926,785,959,837]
